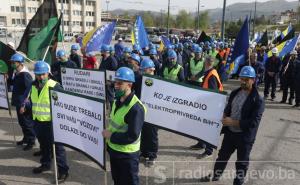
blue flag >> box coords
[229,17,249,63]
[132,16,149,50]
[86,22,116,53]
[161,35,171,48]
[279,34,300,58]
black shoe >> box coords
[16,140,25,146]
[145,157,156,167]
[280,100,286,104]
[189,143,204,150]
[58,173,69,184]
[197,152,212,159]
[288,100,293,105]
[33,150,42,156]
[199,174,211,182]
[23,143,34,151]
[32,165,50,174]
[294,104,300,108]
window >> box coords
[73,0,82,5]
[16,19,21,24]
[86,1,95,6]
[12,19,15,25]
[11,6,15,12]
[16,6,20,12]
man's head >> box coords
[101,45,110,58]
[250,53,258,64]
[194,46,203,60]
[118,38,123,43]
[34,60,50,85]
[114,67,135,98]
[204,56,214,71]
[128,53,140,71]
[10,53,24,71]
[56,50,67,62]
[149,49,157,60]
[167,50,177,67]
[290,50,297,60]
[272,48,278,57]
[140,58,155,75]
[71,44,80,54]
[239,66,256,91]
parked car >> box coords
[124,35,132,42]
[149,35,161,44]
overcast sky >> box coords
[107,0,297,13]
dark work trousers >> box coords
[106,83,115,107]
[295,82,300,105]
[212,131,253,185]
[109,151,139,185]
[281,78,295,102]
[140,123,158,159]
[34,121,69,174]
[16,106,35,144]
[264,75,277,98]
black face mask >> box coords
[241,82,252,90]
[150,56,155,60]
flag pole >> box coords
[52,144,59,185]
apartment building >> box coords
[0,0,101,34]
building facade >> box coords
[0,0,101,34]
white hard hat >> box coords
[272,48,278,54]
[7,42,15,49]
[118,38,123,41]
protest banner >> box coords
[105,70,115,82]
[50,89,106,169]
[140,76,227,148]
[0,74,9,109]
[61,67,106,99]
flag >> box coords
[229,17,249,63]
[0,41,15,74]
[196,31,212,44]
[82,28,98,47]
[161,35,171,48]
[131,16,149,50]
[267,40,288,57]
[258,30,268,46]
[85,22,116,53]
[17,0,62,64]
[273,24,294,45]
[279,35,300,58]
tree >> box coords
[141,11,155,27]
[198,11,210,30]
[176,10,193,29]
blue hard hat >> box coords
[205,41,210,46]
[34,60,49,74]
[168,50,177,59]
[109,46,115,52]
[211,44,216,48]
[133,44,141,51]
[174,44,178,49]
[115,67,135,82]
[166,45,173,50]
[149,49,157,55]
[140,58,155,70]
[123,47,132,53]
[101,44,110,52]
[10,53,24,63]
[184,42,189,48]
[199,42,204,46]
[130,53,141,63]
[71,44,80,50]
[239,66,256,78]
[178,43,183,49]
[149,43,155,49]
[56,50,66,57]
[194,46,202,54]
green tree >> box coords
[176,10,193,29]
[141,11,154,27]
[199,11,210,30]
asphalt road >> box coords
[0,79,299,185]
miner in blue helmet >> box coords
[70,44,82,68]
[149,48,162,75]
[51,49,78,84]
[10,53,36,151]
[102,67,146,185]
[161,50,185,82]
[19,60,70,183]
[186,46,205,86]
[114,37,125,59]
[99,44,118,106]
[127,53,143,98]
[200,65,265,185]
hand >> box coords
[222,117,234,126]
[19,107,26,114]
[102,129,112,139]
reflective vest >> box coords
[31,79,57,122]
[210,50,219,67]
[202,69,223,91]
[107,95,146,153]
[163,65,182,81]
[189,59,204,82]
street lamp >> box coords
[221,0,227,41]
[106,0,110,13]
[197,0,205,33]
[167,0,170,37]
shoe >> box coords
[199,174,219,182]
[58,173,69,184]
[33,150,42,156]
[288,100,293,105]
[189,143,204,150]
[145,157,156,167]
[271,97,275,101]
[294,104,300,108]
[280,100,286,104]
[32,165,51,174]
[16,140,25,146]
[139,155,146,162]
[197,152,212,159]
[23,143,34,151]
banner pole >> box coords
[52,144,59,185]
[209,149,218,185]
[42,45,51,61]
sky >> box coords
[107,0,297,13]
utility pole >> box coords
[252,0,257,40]
[167,0,170,37]
[221,0,227,41]
[106,0,110,13]
[61,0,64,36]
[197,0,200,32]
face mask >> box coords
[150,56,155,60]
[171,60,176,66]
[128,63,134,69]
[115,89,126,98]
[241,82,251,90]
[38,78,48,85]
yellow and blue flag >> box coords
[131,16,149,50]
